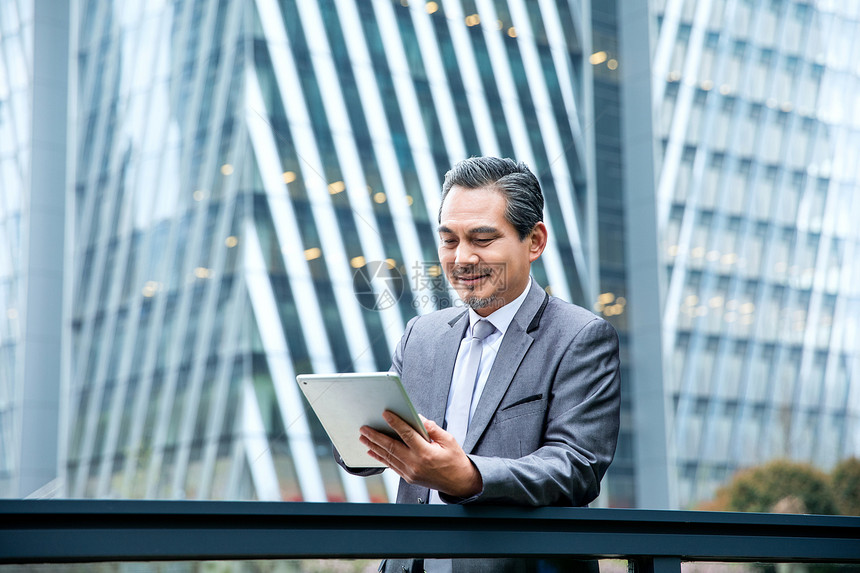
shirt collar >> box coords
[467,277,533,336]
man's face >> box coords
[438,185,546,316]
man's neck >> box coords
[468,278,532,332]
[473,279,531,317]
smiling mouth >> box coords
[452,269,492,285]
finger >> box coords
[359,425,390,444]
[360,427,410,464]
[360,427,400,454]
[364,448,393,468]
[365,445,411,480]
[419,414,435,435]
[361,434,405,469]
[383,411,424,446]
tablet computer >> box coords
[296,372,429,469]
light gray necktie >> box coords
[426,321,495,573]
[445,319,495,446]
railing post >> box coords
[630,557,683,573]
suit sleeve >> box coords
[446,317,621,506]
[389,315,419,378]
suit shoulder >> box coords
[545,296,600,322]
[543,297,617,337]
[405,305,467,332]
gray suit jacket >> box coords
[392,280,620,507]
[343,280,621,572]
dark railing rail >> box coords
[2,500,859,572]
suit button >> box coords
[417,497,424,504]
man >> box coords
[342,157,621,572]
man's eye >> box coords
[474,238,493,244]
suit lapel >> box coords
[425,310,469,425]
[462,282,547,452]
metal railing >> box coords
[1,500,859,571]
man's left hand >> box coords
[359,412,483,499]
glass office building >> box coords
[0,0,68,498]
[9,0,857,511]
[591,1,636,508]
[0,0,33,498]
[60,0,603,503]
[620,0,860,508]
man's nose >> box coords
[454,243,479,265]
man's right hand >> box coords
[359,412,483,499]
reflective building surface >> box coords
[63,0,602,503]
[622,0,860,507]
[591,1,636,508]
[5,0,858,511]
[0,0,68,498]
[0,0,33,497]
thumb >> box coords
[422,416,454,445]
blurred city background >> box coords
[0,0,858,512]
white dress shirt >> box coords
[425,281,533,573]
[429,279,532,508]
[444,281,532,431]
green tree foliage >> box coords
[700,459,860,573]
[714,459,838,515]
[830,457,860,516]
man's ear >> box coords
[528,222,548,262]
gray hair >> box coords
[440,157,544,240]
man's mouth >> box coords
[452,269,492,285]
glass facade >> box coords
[62,0,602,504]
[644,0,860,508]
[0,0,33,497]
[12,0,856,512]
[591,0,636,508]
[0,0,68,499]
